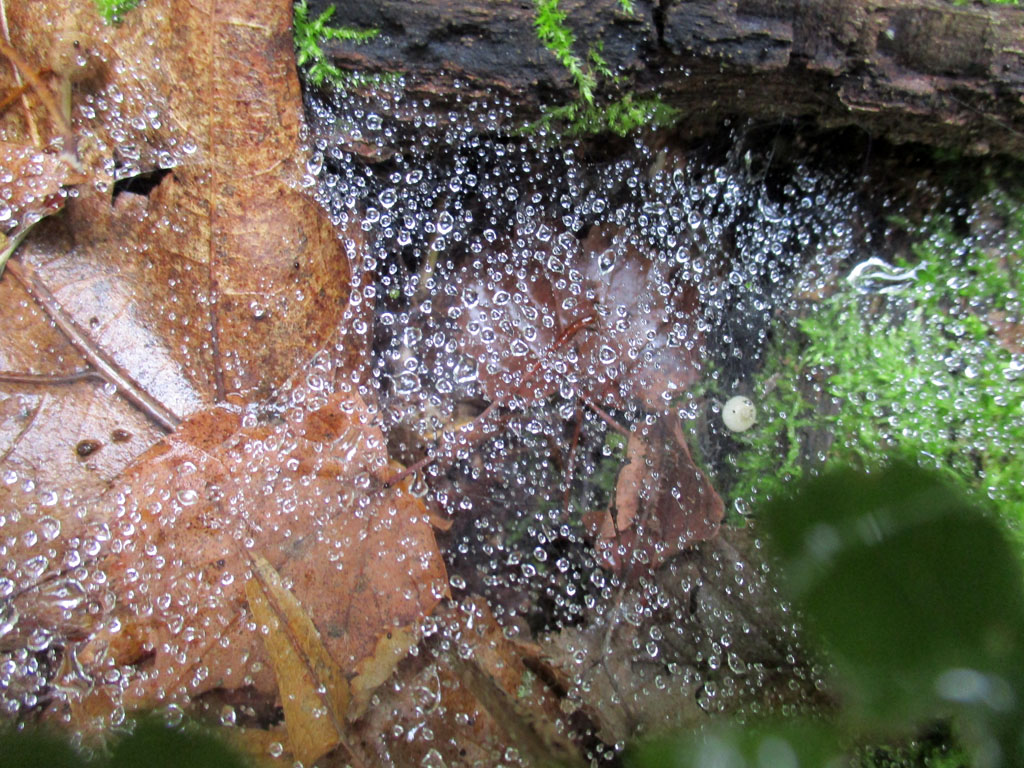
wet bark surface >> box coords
[315,0,1024,157]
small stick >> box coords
[5,259,180,432]
[0,36,77,165]
[581,395,630,438]
[0,369,101,385]
[0,79,30,113]
[0,0,39,147]
[561,403,584,517]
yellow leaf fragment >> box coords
[245,554,352,767]
[218,725,291,768]
[348,626,417,721]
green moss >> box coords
[529,0,679,137]
[531,93,680,137]
[93,0,141,24]
[730,189,1024,549]
[532,0,598,105]
[293,0,380,88]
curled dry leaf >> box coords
[584,412,723,574]
[449,222,703,412]
[244,553,354,768]
[50,390,447,732]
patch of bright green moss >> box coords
[529,0,679,137]
[94,0,141,24]
[533,0,598,104]
[293,0,379,88]
[730,189,1024,549]
[532,93,681,137]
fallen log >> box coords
[314,0,1024,156]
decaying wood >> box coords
[316,0,1024,156]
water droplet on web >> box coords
[176,489,199,506]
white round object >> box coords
[722,395,757,432]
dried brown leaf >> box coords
[52,391,447,724]
[348,626,417,721]
[4,0,366,429]
[1,0,373,698]
[353,598,579,768]
[0,142,82,238]
[586,413,723,574]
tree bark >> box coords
[315,0,1024,156]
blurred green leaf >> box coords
[762,463,1024,759]
[109,719,249,768]
[0,727,92,768]
[626,720,847,768]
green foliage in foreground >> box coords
[629,463,1024,768]
[0,718,248,768]
[293,0,379,88]
[730,189,1024,549]
[93,0,141,24]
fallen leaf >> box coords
[245,553,353,767]
[4,0,367,428]
[348,625,417,721]
[585,413,723,574]
[51,389,447,727]
[0,142,83,239]
[1,0,377,723]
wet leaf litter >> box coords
[0,0,909,764]
[1,0,444,762]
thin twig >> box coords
[0,369,101,385]
[561,403,583,517]
[0,0,39,147]
[0,78,30,113]
[582,395,630,437]
[4,259,180,431]
[0,35,77,165]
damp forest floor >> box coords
[2,2,1024,768]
